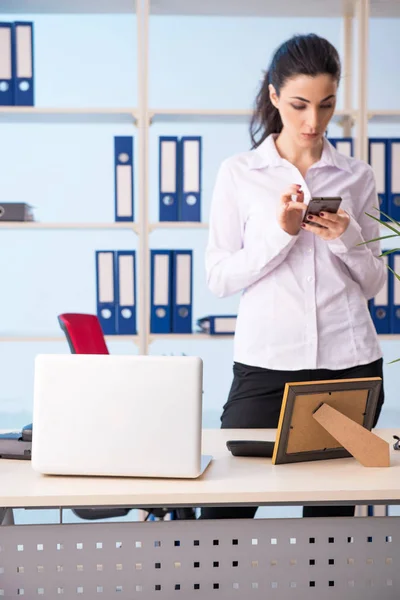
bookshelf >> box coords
[1,0,400,355]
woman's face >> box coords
[269,73,338,148]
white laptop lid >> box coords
[32,354,207,478]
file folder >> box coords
[0,23,14,106]
[179,137,201,221]
[159,136,179,221]
[389,250,400,334]
[150,250,172,333]
[328,137,353,157]
[197,315,237,335]
[172,250,193,333]
[368,253,389,334]
[116,250,136,335]
[114,136,134,222]
[388,139,400,222]
[14,21,34,106]
[95,250,117,335]
[369,138,388,221]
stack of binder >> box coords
[150,249,193,333]
[369,249,400,334]
[114,136,134,222]
[0,21,34,106]
[327,136,400,223]
[159,136,202,222]
[197,315,237,336]
[95,250,137,335]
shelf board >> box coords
[149,108,354,124]
[0,0,134,13]
[0,107,138,124]
[0,335,139,343]
[149,222,208,231]
[2,0,399,17]
[150,0,400,17]
[150,108,252,124]
[1,333,397,343]
[368,110,400,124]
[0,222,138,232]
[149,333,233,342]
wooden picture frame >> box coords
[272,377,385,466]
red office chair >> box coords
[57,313,195,522]
[58,313,109,355]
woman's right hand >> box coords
[277,184,308,236]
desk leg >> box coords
[0,508,14,525]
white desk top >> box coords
[1,429,400,509]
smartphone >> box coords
[303,196,342,228]
[226,440,275,458]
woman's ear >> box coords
[268,84,279,109]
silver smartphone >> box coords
[303,196,342,228]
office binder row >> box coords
[159,136,202,222]
[369,250,400,334]
[0,22,34,106]
[327,136,400,222]
[95,250,136,335]
[150,250,193,333]
[114,136,134,222]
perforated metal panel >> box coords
[0,517,399,599]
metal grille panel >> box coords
[0,517,399,599]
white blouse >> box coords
[205,134,385,370]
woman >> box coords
[202,34,385,519]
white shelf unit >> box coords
[1,0,399,355]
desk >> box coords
[1,428,400,599]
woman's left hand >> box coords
[301,208,350,240]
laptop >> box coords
[32,354,212,479]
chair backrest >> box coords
[58,313,109,355]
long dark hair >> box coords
[250,34,341,149]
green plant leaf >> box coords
[357,234,398,246]
[372,207,400,228]
[386,264,400,282]
[380,248,400,257]
[388,358,400,365]
[365,211,400,235]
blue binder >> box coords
[0,23,14,106]
[114,136,134,222]
[172,250,193,333]
[368,138,389,222]
[159,136,179,221]
[95,250,117,335]
[179,136,201,221]
[368,252,390,334]
[13,22,34,106]
[116,250,136,335]
[327,137,353,157]
[389,250,400,334]
[388,139,400,222]
[150,250,172,334]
